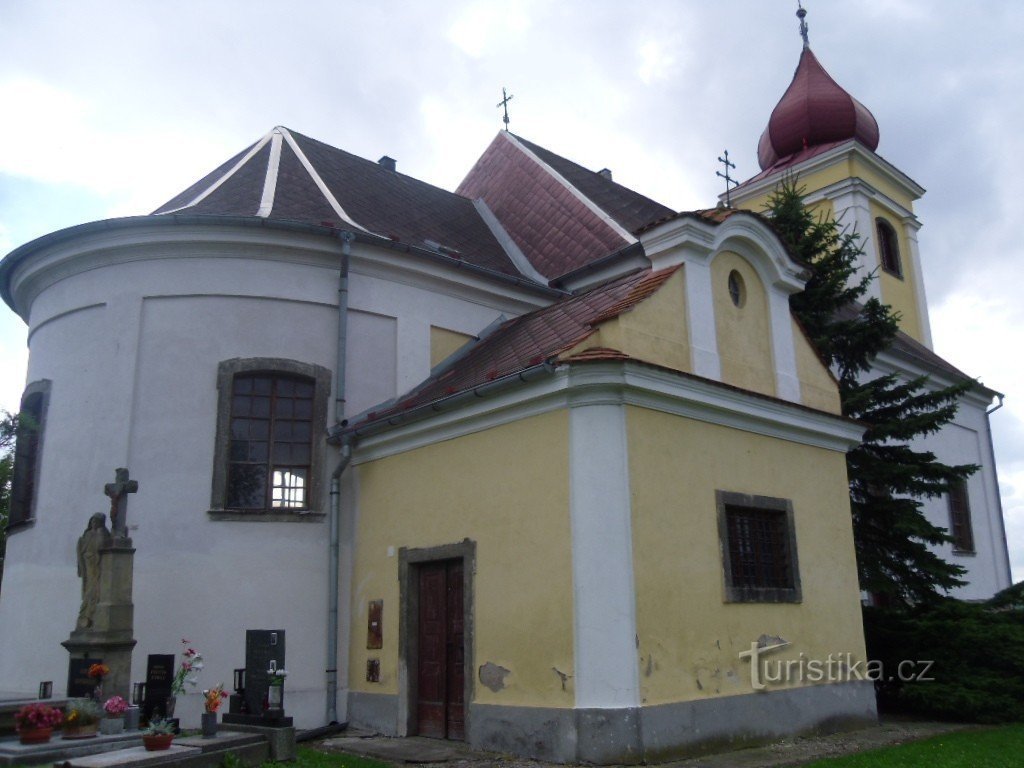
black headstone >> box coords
[243,629,285,717]
[143,654,175,721]
[67,657,102,697]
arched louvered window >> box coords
[876,218,903,278]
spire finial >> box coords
[497,87,514,131]
[797,1,810,48]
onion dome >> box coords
[757,47,880,170]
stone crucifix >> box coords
[104,467,138,543]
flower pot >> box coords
[19,726,53,745]
[100,716,125,735]
[143,733,174,751]
[201,711,218,738]
[62,723,99,739]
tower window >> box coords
[875,218,903,278]
[948,481,975,554]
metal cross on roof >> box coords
[497,87,514,131]
[717,150,739,207]
[797,1,810,48]
[104,466,138,543]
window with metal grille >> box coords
[948,481,975,554]
[875,218,903,278]
[228,374,314,510]
[717,491,801,603]
[210,358,330,519]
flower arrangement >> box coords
[103,696,129,717]
[267,667,288,683]
[15,703,63,731]
[87,663,110,681]
[64,698,102,728]
[203,684,228,713]
[170,638,203,695]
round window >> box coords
[728,270,745,307]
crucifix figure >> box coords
[496,87,514,131]
[717,150,739,207]
[104,467,138,543]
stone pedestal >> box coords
[62,543,137,700]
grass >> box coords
[803,724,1024,767]
[262,746,394,768]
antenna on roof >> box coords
[716,150,739,207]
[497,87,514,131]
[797,1,810,48]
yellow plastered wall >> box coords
[711,252,776,397]
[430,326,476,368]
[869,204,923,341]
[737,160,926,344]
[348,411,575,708]
[626,406,865,705]
[793,318,841,414]
[562,268,692,373]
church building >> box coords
[0,13,1012,763]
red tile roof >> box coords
[346,266,680,429]
[457,132,674,280]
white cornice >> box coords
[872,346,998,406]
[729,142,926,208]
[350,361,864,464]
[5,220,554,321]
[803,176,918,224]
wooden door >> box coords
[416,559,465,740]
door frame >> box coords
[398,539,476,740]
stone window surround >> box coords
[875,217,903,279]
[6,379,52,535]
[716,490,802,604]
[208,357,330,522]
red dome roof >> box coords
[757,47,879,170]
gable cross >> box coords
[717,150,739,207]
[104,467,138,542]
[497,87,514,131]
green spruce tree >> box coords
[766,177,976,603]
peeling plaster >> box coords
[551,666,571,691]
[479,661,511,692]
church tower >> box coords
[729,5,932,348]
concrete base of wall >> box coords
[347,682,878,764]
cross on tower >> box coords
[797,1,810,48]
[496,87,514,131]
[717,150,739,207]
[104,467,138,543]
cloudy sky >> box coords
[1,1,1022,581]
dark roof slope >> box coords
[152,127,524,278]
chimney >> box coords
[597,168,612,181]
[378,156,396,172]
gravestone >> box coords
[142,654,174,722]
[67,657,102,697]
[224,629,291,727]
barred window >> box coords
[717,491,801,603]
[948,481,975,554]
[210,359,329,520]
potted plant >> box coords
[201,684,227,737]
[62,698,102,739]
[14,702,63,744]
[100,695,128,735]
[142,718,175,751]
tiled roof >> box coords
[513,136,675,234]
[347,266,680,428]
[457,132,675,280]
[152,127,525,278]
